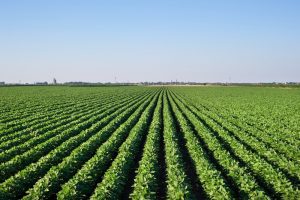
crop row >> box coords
[0,86,298,199]
[0,90,157,199]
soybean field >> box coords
[0,86,299,200]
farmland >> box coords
[0,86,299,199]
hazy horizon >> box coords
[1,1,299,83]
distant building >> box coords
[53,78,57,84]
[0,82,5,85]
[35,82,48,85]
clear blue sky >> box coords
[0,0,299,83]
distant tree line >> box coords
[0,81,299,87]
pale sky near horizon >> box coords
[0,0,299,83]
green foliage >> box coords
[0,86,299,199]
